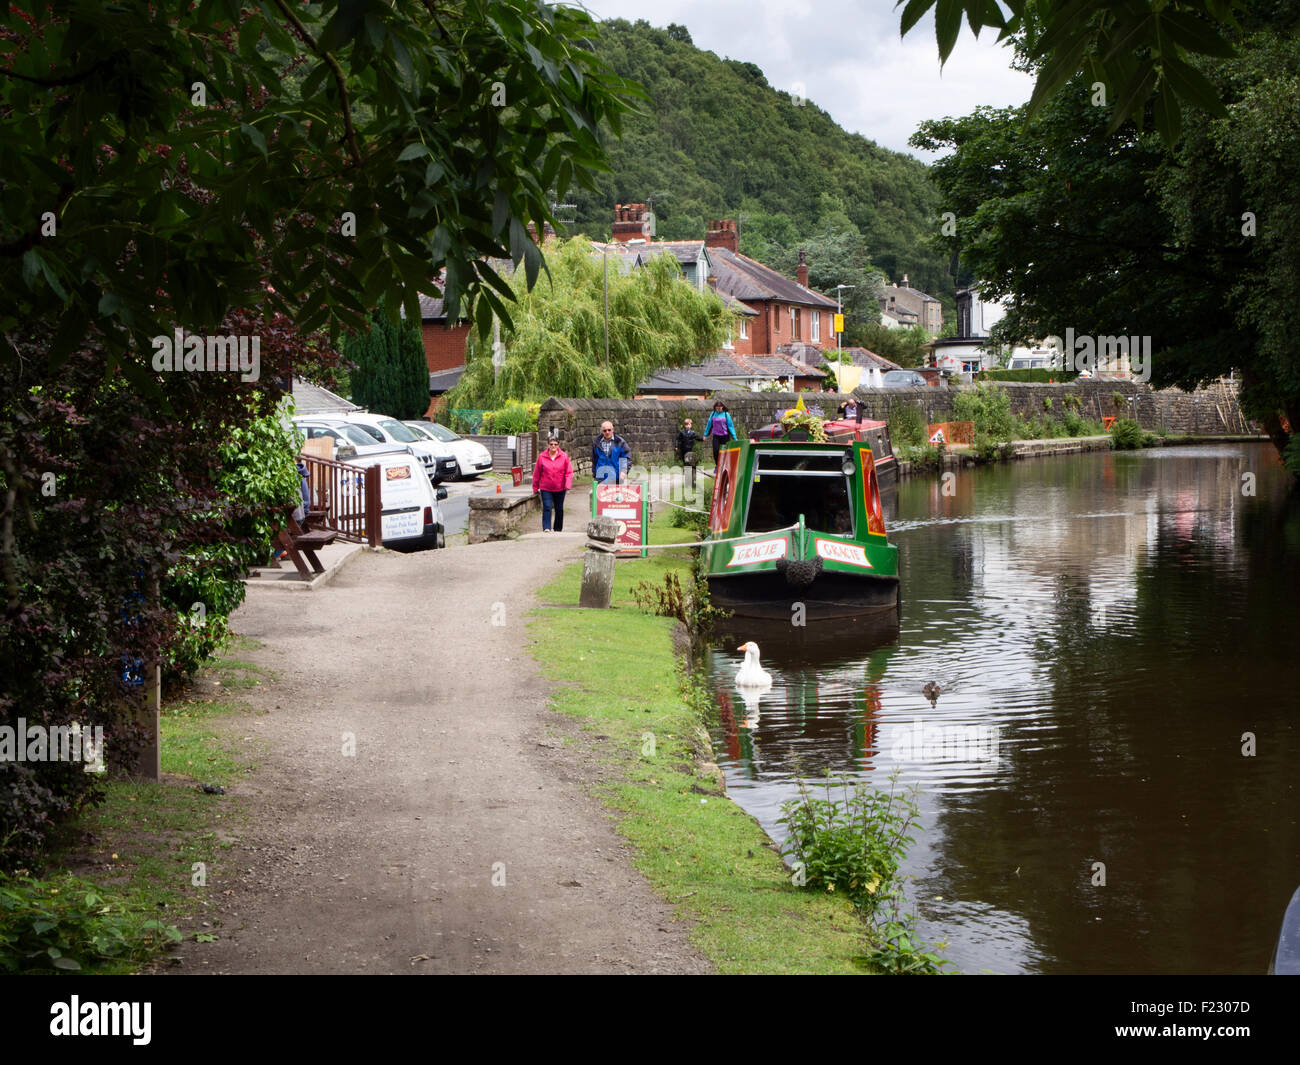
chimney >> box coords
[902,273,910,288]
[706,275,718,290]
[704,219,738,254]
[796,249,808,288]
[611,202,652,243]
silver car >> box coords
[404,421,493,479]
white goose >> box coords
[735,642,773,687]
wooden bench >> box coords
[272,512,339,578]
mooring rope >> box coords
[586,523,800,553]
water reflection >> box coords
[704,443,1300,974]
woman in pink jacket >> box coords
[532,434,575,532]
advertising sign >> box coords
[592,482,647,557]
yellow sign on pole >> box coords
[834,313,844,334]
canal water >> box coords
[702,442,1299,974]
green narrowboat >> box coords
[703,439,900,621]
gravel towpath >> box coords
[168,537,712,974]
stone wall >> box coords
[540,380,1251,471]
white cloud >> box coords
[581,0,1033,159]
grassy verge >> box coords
[528,512,871,974]
[2,638,266,973]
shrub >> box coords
[1285,435,1300,478]
[0,870,180,972]
[1110,418,1145,449]
[951,384,1018,441]
[886,403,927,448]
[481,400,540,434]
[978,368,1078,383]
[669,477,712,537]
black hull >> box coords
[709,569,901,622]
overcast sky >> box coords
[581,0,1034,160]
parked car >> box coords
[294,417,416,461]
[404,421,493,479]
[880,370,928,388]
[340,450,448,550]
[340,412,457,483]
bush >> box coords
[481,400,540,434]
[886,403,927,448]
[1110,418,1145,449]
[952,384,1019,441]
[669,477,712,537]
[779,776,918,916]
[0,870,180,972]
[1284,435,1300,478]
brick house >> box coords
[414,292,470,375]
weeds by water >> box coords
[780,772,954,974]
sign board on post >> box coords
[834,313,844,334]
[591,481,648,557]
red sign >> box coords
[594,483,646,556]
[709,446,741,533]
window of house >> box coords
[811,312,820,343]
[791,307,800,340]
[773,305,780,333]
[739,317,749,340]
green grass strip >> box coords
[529,513,871,974]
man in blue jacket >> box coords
[592,420,631,484]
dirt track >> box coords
[167,538,712,974]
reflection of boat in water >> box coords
[712,614,899,668]
[1271,884,1300,974]
[703,439,900,621]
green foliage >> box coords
[778,407,827,442]
[780,776,917,915]
[865,912,954,976]
[913,11,1300,463]
[1110,418,1145,449]
[0,870,181,973]
[481,401,540,435]
[344,302,430,419]
[1,0,642,377]
[951,384,1018,441]
[163,401,302,683]
[669,478,713,538]
[856,322,933,367]
[448,239,729,406]
[630,567,726,634]
[897,0,1243,146]
[1285,435,1300,479]
[887,403,928,448]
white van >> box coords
[342,451,448,550]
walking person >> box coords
[532,434,574,532]
[704,400,737,468]
[676,418,701,464]
[592,420,631,485]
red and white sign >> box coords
[929,428,946,443]
[727,538,787,567]
[594,483,645,555]
[815,538,873,569]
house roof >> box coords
[637,368,742,394]
[842,347,902,371]
[885,282,940,304]
[416,292,447,320]
[690,352,827,380]
[291,377,358,414]
[706,246,838,309]
[428,366,465,393]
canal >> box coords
[703,442,1299,974]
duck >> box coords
[735,642,773,687]
[922,681,942,705]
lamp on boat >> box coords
[841,448,856,477]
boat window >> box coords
[745,466,853,535]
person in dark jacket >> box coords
[703,401,737,467]
[592,420,631,484]
[676,418,701,464]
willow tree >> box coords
[447,238,731,407]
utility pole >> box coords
[603,248,610,375]
[835,284,855,372]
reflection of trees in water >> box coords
[933,447,1300,972]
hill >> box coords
[566,19,955,320]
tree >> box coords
[896,0,1248,144]
[910,7,1300,461]
[1,0,641,378]
[447,238,730,408]
[345,303,430,419]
